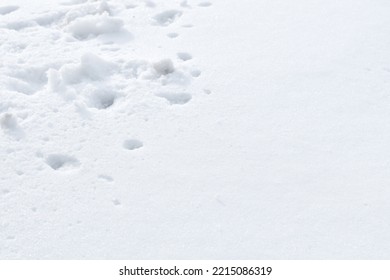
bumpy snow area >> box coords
[1,0,390,259]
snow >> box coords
[1,0,390,259]
[45,154,81,171]
[122,139,143,151]
[152,9,182,26]
[152,58,175,76]
[66,13,124,40]
[0,5,19,15]
[156,91,192,105]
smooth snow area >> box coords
[1,0,390,259]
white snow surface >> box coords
[1,0,390,259]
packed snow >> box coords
[1,0,390,259]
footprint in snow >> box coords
[177,52,192,61]
[191,69,202,77]
[167,32,179,38]
[123,139,143,150]
[152,10,182,26]
[85,89,119,110]
[0,113,25,140]
[45,154,80,170]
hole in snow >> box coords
[123,139,143,150]
[177,52,192,61]
[167,32,179,38]
[88,90,117,110]
[45,154,80,170]
[152,10,182,26]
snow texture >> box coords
[1,0,390,259]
